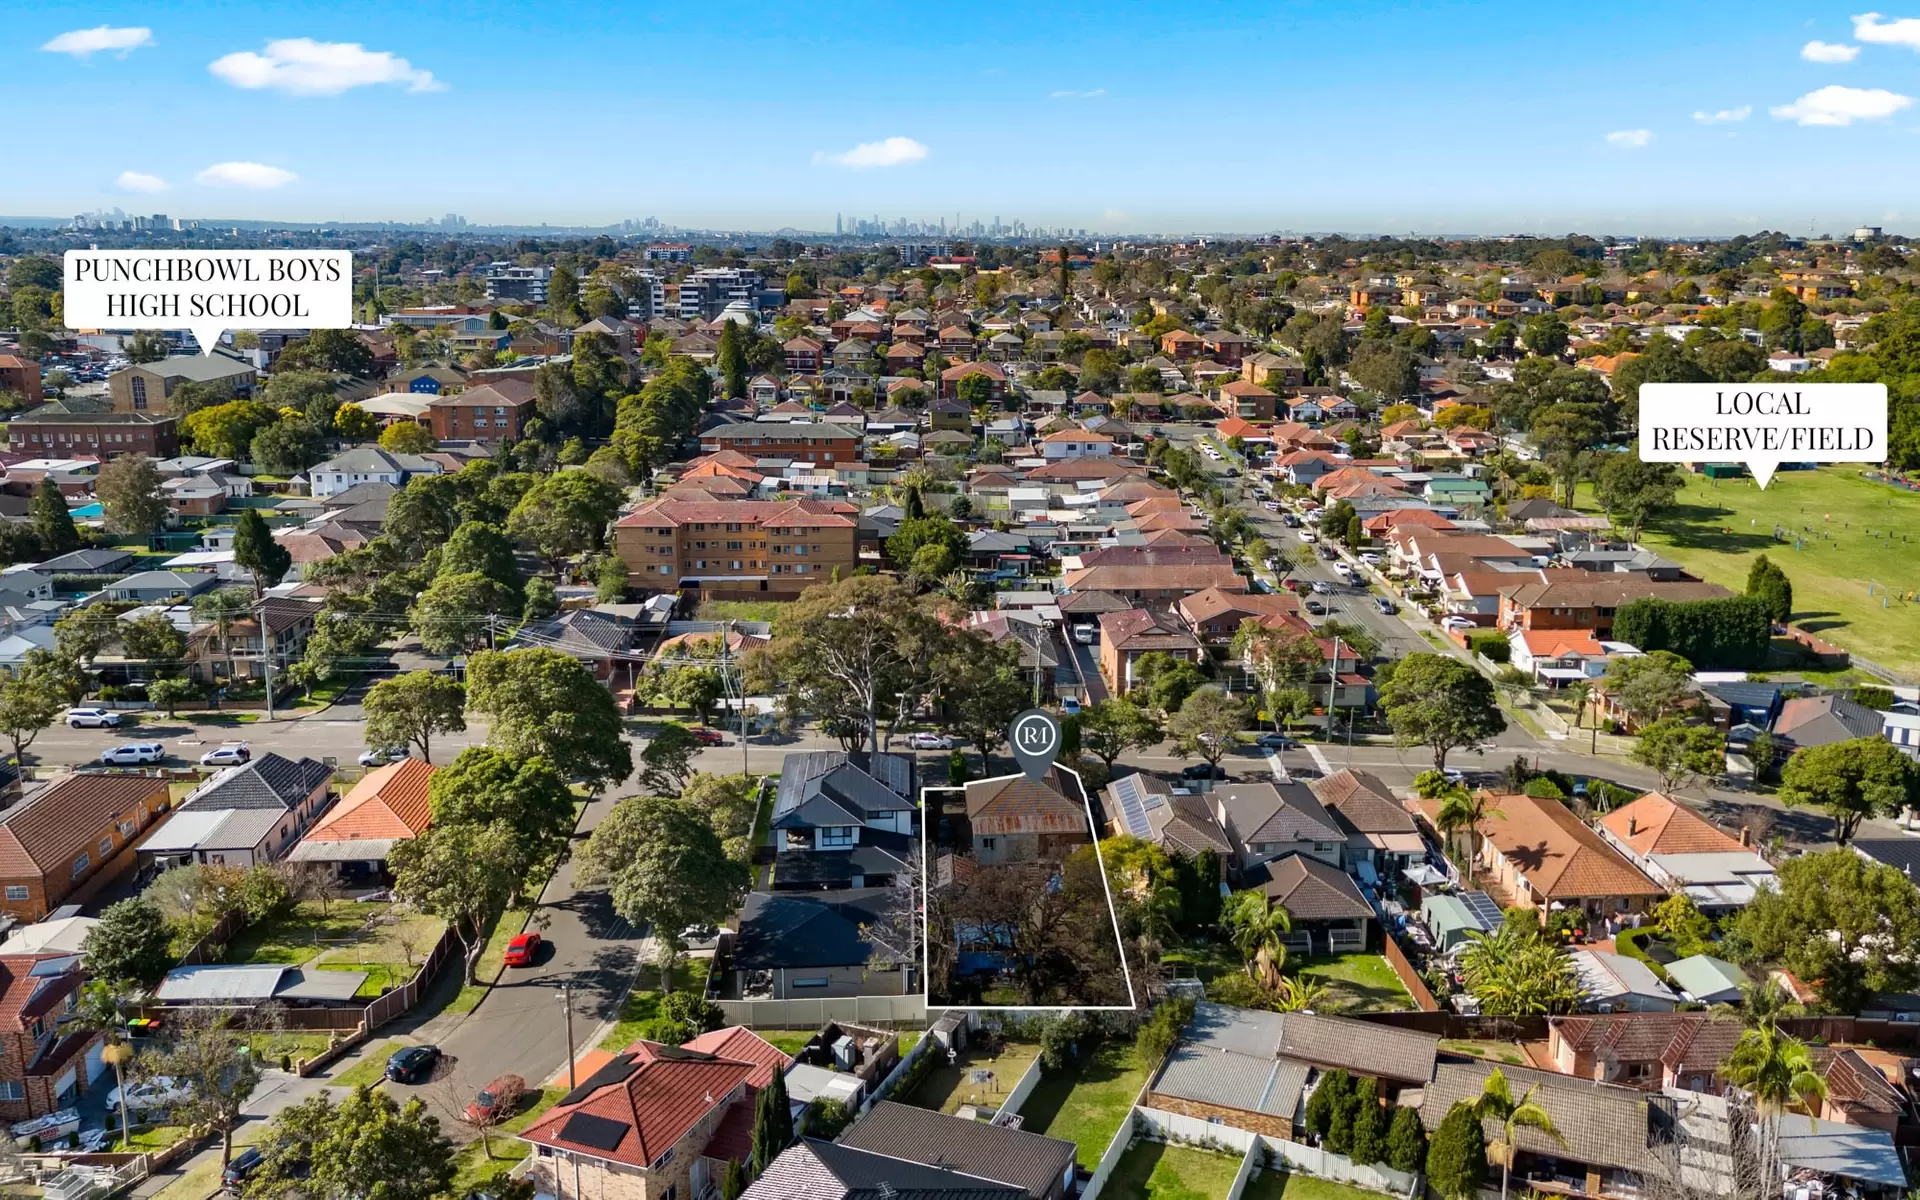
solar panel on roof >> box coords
[559,1052,637,1107]
[1460,891,1504,929]
[559,1112,630,1153]
[1112,776,1153,838]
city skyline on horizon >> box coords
[10,1,1920,235]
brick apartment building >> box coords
[0,773,173,920]
[613,497,858,598]
[7,407,179,460]
[0,953,95,1121]
[108,351,256,413]
[426,380,536,444]
[696,420,862,466]
[0,356,42,406]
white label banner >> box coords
[1637,382,1886,487]
[63,249,354,356]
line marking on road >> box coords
[1306,744,1334,775]
[1264,751,1291,784]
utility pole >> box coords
[1325,635,1341,748]
[261,604,275,723]
[557,983,577,1091]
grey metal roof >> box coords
[1153,1043,1307,1118]
[1772,1113,1906,1187]
[839,1102,1076,1200]
[1216,782,1344,847]
[128,352,256,383]
[180,753,330,813]
[732,889,887,970]
[1182,1003,1440,1084]
[743,1139,1024,1200]
[772,753,914,830]
[155,964,367,1004]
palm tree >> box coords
[192,587,253,684]
[74,982,138,1148]
[1710,979,1805,1029]
[1222,890,1293,987]
[1723,1019,1827,1182]
[1472,1067,1567,1200]
[1271,975,1330,1012]
[1418,770,1503,875]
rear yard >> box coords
[1241,1171,1399,1200]
[1018,1040,1152,1169]
[1106,1140,1243,1200]
[900,1038,1040,1116]
[1294,954,1415,1014]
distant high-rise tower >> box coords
[835,212,842,235]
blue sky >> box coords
[8,0,1920,234]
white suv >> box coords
[907,732,955,750]
[200,743,251,766]
[100,742,165,766]
[66,708,122,729]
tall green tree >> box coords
[245,1086,453,1200]
[1471,1068,1566,1200]
[465,648,633,792]
[233,508,292,594]
[1379,654,1506,770]
[507,472,621,572]
[30,476,78,554]
[1735,849,1920,1011]
[146,1005,263,1167]
[580,794,749,991]
[1426,1103,1490,1200]
[1593,455,1682,540]
[717,319,749,398]
[82,897,174,987]
[1778,736,1920,845]
[1167,686,1246,771]
[1075,698,1162,771]
[1630,718,1725,793]
[95,454,169,535]
[362,670,467,762]
[1722,1020,1828,1183]
[0,651,76,766]
[390,821,520,984]
[750,1067,794,1173]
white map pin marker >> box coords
[1009,709,1062,781]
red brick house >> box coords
[782,337,823,374]
[8,408,178,460]
[0,773,172,921]
[0,954,95,1121]
[939,361,1006,402]
[0,356,42,406]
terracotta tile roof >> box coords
[614,497,856,530]
[1099,608,1203,652]
[1414,791,1662,902]
[0,954,85,1031]
[518,1040,757,1170]
[1308,769,1417,836]
[0,773,167,877]
[678,1026,788,1088]
[1498,578,1731,611]
[1552,1013,1739,1076]
[302,758,436,843]
[1516,630,1607,657]
[1068,563,1246,593]
[1598,793,1744,857]
[1176,586,1299,627]
[964,772,1089,838]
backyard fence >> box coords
[1380,935,1440,1012]
[993,1054,1045,1124]
[713,994,926,1029]
[1227,1139,1262,1200]
[859,1025,937,1116]
[1253,1133,1421,1197]
[1132,1107,1422,1200]
[363,925,457,1029]
[173,909,247,968]
[1079,1107,1138,1200]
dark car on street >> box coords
[385,1044,441,1084]
[1181,763,1229,781]
[223,1148,264,1190]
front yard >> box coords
[1018,1040,1151,1169]
[597,960,708,1050]
[446,1086,565,1196]
[1106,1140,1243,1200]
[224,901,445,999]
[900,1038,1040,1116]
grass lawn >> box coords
[692,599,785,628]
[1105,1141,1243,1200]
[752,1030,815,1056]
[1294,954,1414,1014]
[225,902,444,998]
[446,1087,565,1196]
[150,1125,269,1200]
[1162,939,1242,985]
[120,1124,190,1152]
[443,904,536,1016]
[1588,467,1920,676]
[596,960,708,1050]
[1241,1170,1399,1200]
[241,1030,337,1066]
[1438,1038,1527,1065]
[1019,1040,1150,1170]
[901,1038,1040,1116]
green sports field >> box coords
[1629,467,1920,679]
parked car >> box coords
[200,742,250,766]
[1180,763,1228,781]
[687,727,725,746]
[1304,599,1327,616]
[503,933,542,967]
[1281,513,1301,527]
[1262,500,1281,511]
[1374,597,1397,615]
[1062,697,1081,716]
[1254,733,1300,750]
[357,745,411,767]
[1360,552,1383,566]
[1072,625,1098,645]
[1298,531,1318,543]
[100,742,164,766]
[1282,578,1302,592]
[223,1148,264,1190]
[1441,616,1476,632]
[65,708,122,729]
[1318,546,1340,560]
[385,1045,440,1084]
[906,731,954,750]
[1310,581,1332,595]
[464,1074,527,1125]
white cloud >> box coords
[1853,11,1920,49]
[810,136,929,169]
[208,38,444,95]
[1771,84,1914,124]
[1802,40,1862,62]
[1605,128,1653,147]
[40,26,153,58]
[196,162,299,189]
[1049,88,1107,99]
[115,171,169,193]
[1692,106,1753,123]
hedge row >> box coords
[1611,595,1770,670]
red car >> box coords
[465,1073,526,1125]
[503,932,542,967]
[689,728,725,746]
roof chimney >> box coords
[1740,826,1752,848]
[1628,815,1638,837]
